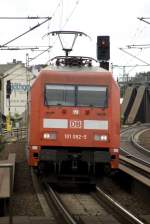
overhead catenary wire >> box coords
[0,0,81,65]
[119,48,150,65]
[62,0,80,28]
[113,64,150,68]
[29,47,52,62]
[137,17,150,25]
[124,17,150,73]
[59,0,64,29]
[0,16,51,19]
[22,0,63,63]
[0,17,52,47]
[127,44,150,49]
[116,45,150,77]
[0,45,51,48]
[117,17,146,73]
[30,0,81,63]
[0,47,39,51]
[51,0,63,18]
[0,2,62,74]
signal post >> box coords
[97,36,110,70]
[6,80,12,132]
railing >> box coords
[118,75,150,84]
[0,153,16,224]
[1,127,27,141]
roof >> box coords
[0,64,16,76]
[37,68,112,86]
[44,64,108,72]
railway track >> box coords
[131,126,150,157]
[43,183,145,224]
[121,123,150,161]
[1,125,149,223]
[120,124,150,187]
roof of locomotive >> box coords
[37,64,113,82]
[34,63,113,81]
[30,63,119,90]
[31,53,119,87]
[43,64,108,73]
[34,65,116,86]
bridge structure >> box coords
[119,75,150,124]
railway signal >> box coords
[97,36,110,70]
[6,80,11,99]
[6,80,12,131]
[97,36,110,61]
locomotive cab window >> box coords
[45,84,75,106]
[77,86,107,107]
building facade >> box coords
[0,60,34,117]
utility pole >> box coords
[25,53,30,128]
[0,77,2,135]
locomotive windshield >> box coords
[45,84,107,107]
[77,86,107,107]
[45,84,75,106]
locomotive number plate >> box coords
[65,134,87,140]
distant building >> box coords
[0,60,34,117]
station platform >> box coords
[0,216,55,224]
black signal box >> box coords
[100,61,109,70]
[6,80,11,98]
[97,36,110,61]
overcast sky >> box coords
[0,0,150,78]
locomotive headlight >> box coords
[43,133,50,139]
[113,148,119,153]
[100,135,108,141]
[32,146,38,150]
[94,134,108,141]
[43,132,56,140]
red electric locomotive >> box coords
[27,31,120,184]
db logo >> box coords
[69,120,83,129]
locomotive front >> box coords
[27,31,120,184]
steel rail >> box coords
[46,183,145,224]
[120,125,150,186]
[96,186,145,224]
[131,128,150,156]
[46,184,77,224]
[119,154,150,173]
[120,124,150,166]
[120,147,150,167]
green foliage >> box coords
[14,113,19,119]
[120,86,125,98]
[0,135,5,152]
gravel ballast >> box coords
[139,129,150,150]
[98,176,150,218]
[0,140,44,216]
